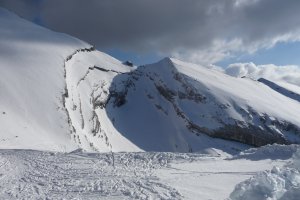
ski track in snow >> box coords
[0,150,202,200]
[0,149,289,200]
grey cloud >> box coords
[0,0,41,21]
[39,0,222,51]
[1,0,300,64]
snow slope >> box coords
[0,8,138,152]
[258,78,300,103]
[0,8,91,151]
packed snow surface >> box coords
[0,145,295,200]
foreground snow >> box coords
[0,149,182,199]
[0,145,297,200]
[230,145,300,200]
[156,155,286,200]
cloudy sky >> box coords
[1,0,300,70]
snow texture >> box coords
[0,150,183,199]
[0,147,290,200]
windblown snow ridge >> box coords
[258,78,300,103]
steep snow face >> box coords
[64,49,141,152]
[107,58,300,151]
[0,8,90,151]
[0,8,167,153]
[0,8,141,152]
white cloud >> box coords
[225,62,300,89]
[171,39,243,65]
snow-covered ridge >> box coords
[258,78,300,103]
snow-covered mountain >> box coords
[1,8,300,152]
[106,58,300,152]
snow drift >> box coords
[230,146,300,200]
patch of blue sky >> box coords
[217,41,300,67]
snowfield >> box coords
[0,149,182,199]
[0,145,297,200]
